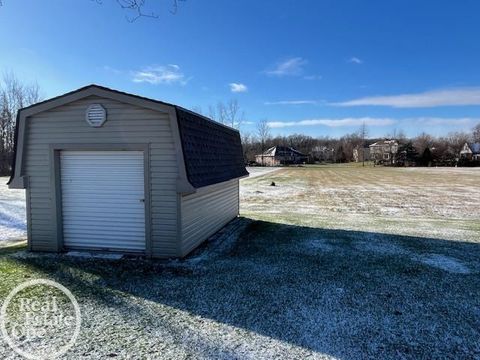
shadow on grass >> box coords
[8,218,480,358]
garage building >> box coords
[8,85,248,258]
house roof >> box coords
[258,146,307,157]
[8,84,248,190]
[461,142,480,154]
[369,139,398,147]
[471,143,480,154]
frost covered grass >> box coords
[241,165,480,242]
[0,177,26,242]
[0,166,479,358]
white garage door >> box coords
[60,151,146,252]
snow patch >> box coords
[0,177,26,242]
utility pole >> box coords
[360,121,368,167]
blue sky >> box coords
[1,0,480,138]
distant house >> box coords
[353,146,371,163]
[369,139,399,165]
[460,142,480,161]
[255,146,307,166]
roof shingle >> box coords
[175,107,248,188]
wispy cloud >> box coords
[265,57,307,77]
[413,117,479,126]
[267,116,480,129]
[348,57,363,64]
[229,83,248,93]
[264,100,320,105]
[103,65,122,74]
[303,75,322,81]
[333,87,480,108]
[132,64,189,85]
[268,117,396,128]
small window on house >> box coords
[383,153,390,160]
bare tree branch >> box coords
[115,0,158,22]
[91,0,184,21]
[170,0,185,14]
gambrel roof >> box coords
[8,84,248,190]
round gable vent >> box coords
[85,104,107,127]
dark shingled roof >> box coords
[175,107,248,188]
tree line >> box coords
[240,122,480,166]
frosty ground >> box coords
[1,166,480,359]
[0,177,26,243]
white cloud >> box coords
[229,83,248,93]
[267,116,480,129]
[303,75,322,80]
[103,65,122,74]
[413,117,479,126]
[348,57,363,64]
[264,100,319,105]
[265,57,307,77]
[132,64,189,85]
[268,117,396,128]
[334,87,480,108]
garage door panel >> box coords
[60,151,146,252]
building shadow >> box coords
[12,218,480,358]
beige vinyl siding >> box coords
[23,95,179,257]
[180,179,239,256]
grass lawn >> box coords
[1,165,480,359]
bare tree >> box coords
[222,100,244,129]
[207,105,217,122]
[446,131,471,163]
[473,123,480,143]
[240,131,256,164]
[413,132,433,154]
[256,119,270,166]
[206,100,244,129]
[0,72,41,174]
